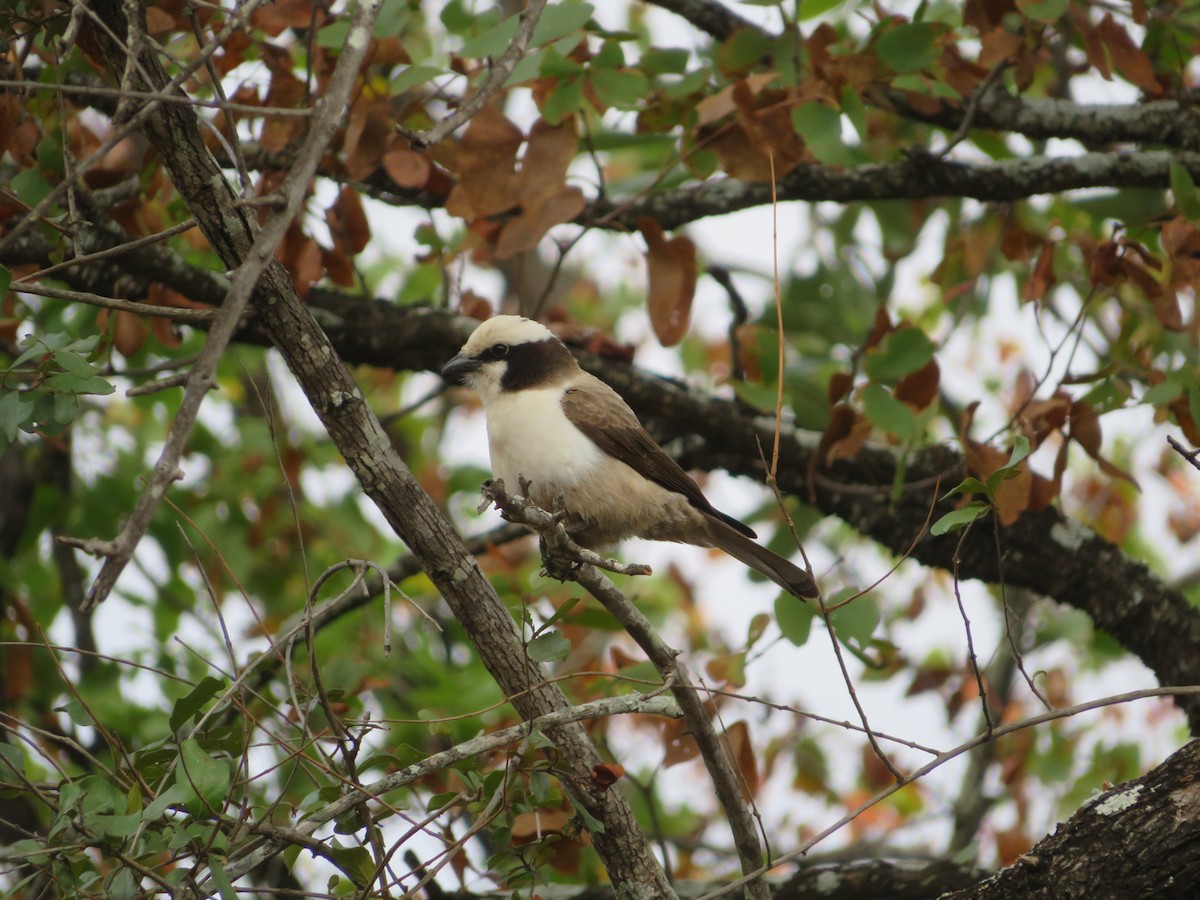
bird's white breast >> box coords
[482,387,604,495]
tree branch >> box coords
[482,480,772,898]
[82,2,676,893]
[585,151,1199,232]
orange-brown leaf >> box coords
[1022,241,1057,303]
[723,721,760,800]
[1069,400,1103,459]
[382,144,433,189]
[590,763,625,792]
[444,105,524,220]
[343,98,393,181]
[327,186,371,255]
[828,371,854,405]
[639,217,696,347]
[894,359,940,410]
[1096,13,1161,95]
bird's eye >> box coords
[491,343,509,358]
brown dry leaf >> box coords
[1096,13,1161,95]
[864,304,894,351]
[974,26,1022,68]
[590,763,625,792]
[110,310,148,358]
[965,0,1018,32]
[1022,240,1057,303]
[694,73,776,127]
[894,359,940,410]
[457,291,493,321]
[343,97,393,181]
[250,0,318,36]
[828,370,854,404]
[0,93,22,160]
[723,721,760,800]
[382,142,433,189]
[326,186,371,256]
[661,716,700,767]
[259,69,306,152]
[1028,472,1060,511]
[143,5,175,34]
[1162,217,1200,281]
[1151,289,1185,332]
[639,217,696,347]
[276,222,324,299]
[1069,5,1111,80]
[321,244,355,286]
[965,438,1031,526]
[494,119,587,259]
[444,105,524,220]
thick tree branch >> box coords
[942,738,1200,899]
[585,151,1199,231]
[83,2,674,894]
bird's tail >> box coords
[707,518,819,600]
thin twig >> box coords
[404,0,549,149]
[73,0,386,612]
[483,480,772,900]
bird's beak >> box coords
[441,354,482,381]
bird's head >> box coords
[441,315,576,400]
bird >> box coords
[441,315,819,600]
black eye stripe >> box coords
[480,342,509,362]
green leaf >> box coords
[566,794,606,834]
[1017,0,1068,22]
[530,2,594,46]
[392,65,446,94]
[876,23,939,74]
[11,168,53,208]
[1189,385,1200,435]
[790,102,849,165]
[207,856,238,900]
[799,0,845,20]
[941,476,988,499]
[53,348,100,377]
[1170,162,1200,223]
[329,844,373,887]
[775,593,815,646]
[315,20,349,48]
[177,739,230,815]
[828,592,879,645]
[45,372,115,395]
[459,16,518,58]
[527,630,571,663]
[840,85,867,141]
[55,698,96,726]
[717,27,769,76]
[931,502,989,536]
[542,76,584,124]
[641,47,690,75]
[985,435,1030,494]
[865,328,935,381]
[1142,381,1183,406]
[427,790,460,812]
[170,676,227,734]
[373,0,409,37]
[0,390,32,442]
[862,383,919,441]
[590,66,649,110]
[0,264,11,298]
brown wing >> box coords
[562,378,756,539]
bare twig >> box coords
[12,280,218,323]
[404,0,548,149]
[73,0,386,612]
[479,480,652,577]
[214,690,682,885]
[1168,434,1200,472]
